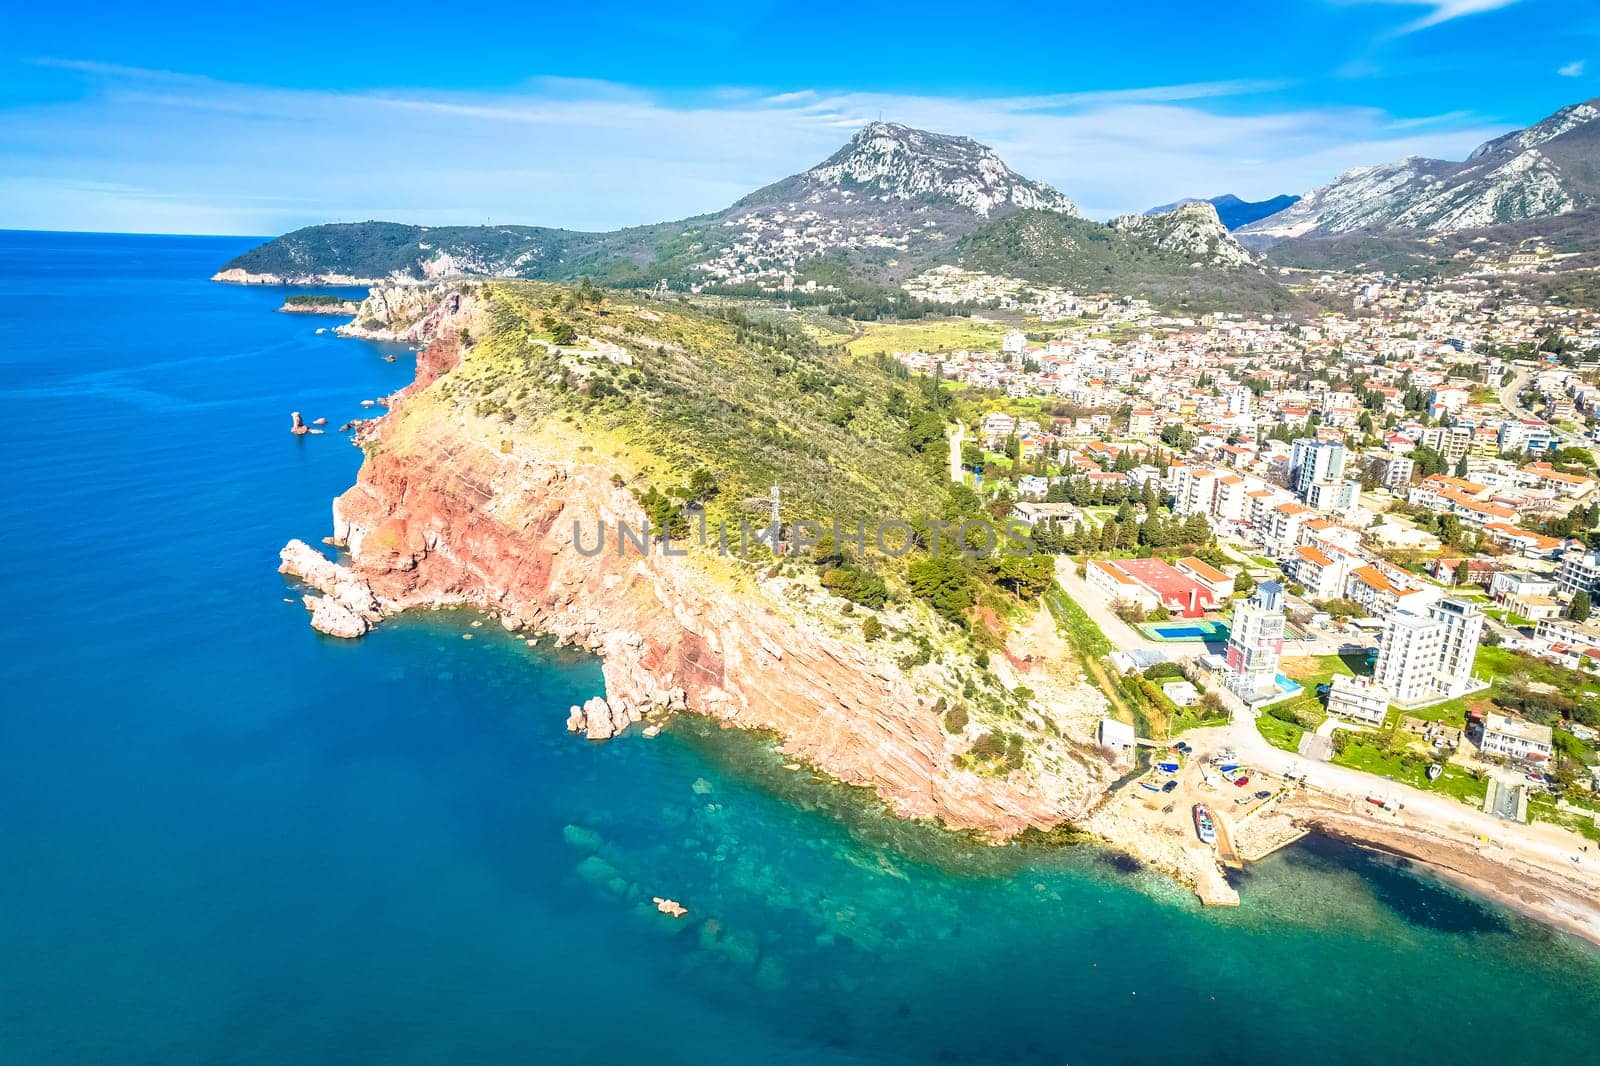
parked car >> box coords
[1232,776,1251,788]
[1255,790,1272,800]
[1162,780,1178,794]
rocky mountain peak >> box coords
[1240,96,1600,241]
[1468,98,1600,161]
[778,121,1079,218]
[1112,201,1258,269]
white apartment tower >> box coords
[1375,612,1444,705]
[1289,439,1345,498]
[1226,581,1286,701]
[1432,597,1484,696]
[1224,385,1252,418]
[1373,596,1484,706]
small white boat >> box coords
[1194,804,1217,845]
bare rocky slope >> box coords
[1242,98,1600,242]
[280,281,1120,836]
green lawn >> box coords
[1476,647,1600,698]
[1169,708,1230,736]
[1281,652,1369,691]
[1405,646,1600,729]
[1329,738,1487,805]
[1266,689,1329,726]
[1528,794,1600,843]
[1403,694,1475,728]
[1257,714,1306,753]
[846,319,1011,357]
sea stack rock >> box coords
[565,695,636,740]
[290,411,309,435]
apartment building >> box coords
[1373,597,1484,706]
[1480,712,1553,764]
[1289,439,1345,497]
[1226,582,1287,701]
[1326,675,1391,726]
[1375,611,1445,705]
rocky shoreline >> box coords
[278,300,360,316]
[274,284,1600,948]
[277,291,1117,837]
[212,267,380,287]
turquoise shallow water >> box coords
[2,230,1599,1064]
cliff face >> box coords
[280,289,1117,836]
[335,282,482,344]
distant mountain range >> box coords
[1242,98,1600,242]
[215,122,1281,312]
[1144,194,1301,230]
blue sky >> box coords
[1,0,1596,234]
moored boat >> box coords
[1193,804,1217,845]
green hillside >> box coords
[432,281,1059,636]
[942,210,1300,313]
[219,219,727,286]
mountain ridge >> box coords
[214,122,1279,311]
[1241,97,1600,242]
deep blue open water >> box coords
[2,230,1598,1064]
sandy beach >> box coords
[1087,718,1600,949]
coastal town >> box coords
[23,2,1600,1060]
[877,261,1600,906]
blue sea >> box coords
[2,230,1598,1065]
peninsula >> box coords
[253,115,1600,945]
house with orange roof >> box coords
[1176,556,1235,601]
[1291,544,1351,602]
[1085,559,1160,614]
[1346,564,1442,617]
[1480,522,1566,557]
[1519,462,1596,497]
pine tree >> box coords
[1570,590,1592,623]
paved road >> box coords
[1213,706,1599,875]
[1500,366,1600,463]
[1499,368,1537,423]
[1052,557,1174,657]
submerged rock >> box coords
[575,854,620,887]
[562,824,604,853]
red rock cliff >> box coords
[281,326,1115,837]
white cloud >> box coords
[1342,0,1524,36]
[1559,60,1586,78]
[979,79,1290,112]
[0,63,1512,234]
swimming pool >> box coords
[1140,620,1230,642]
